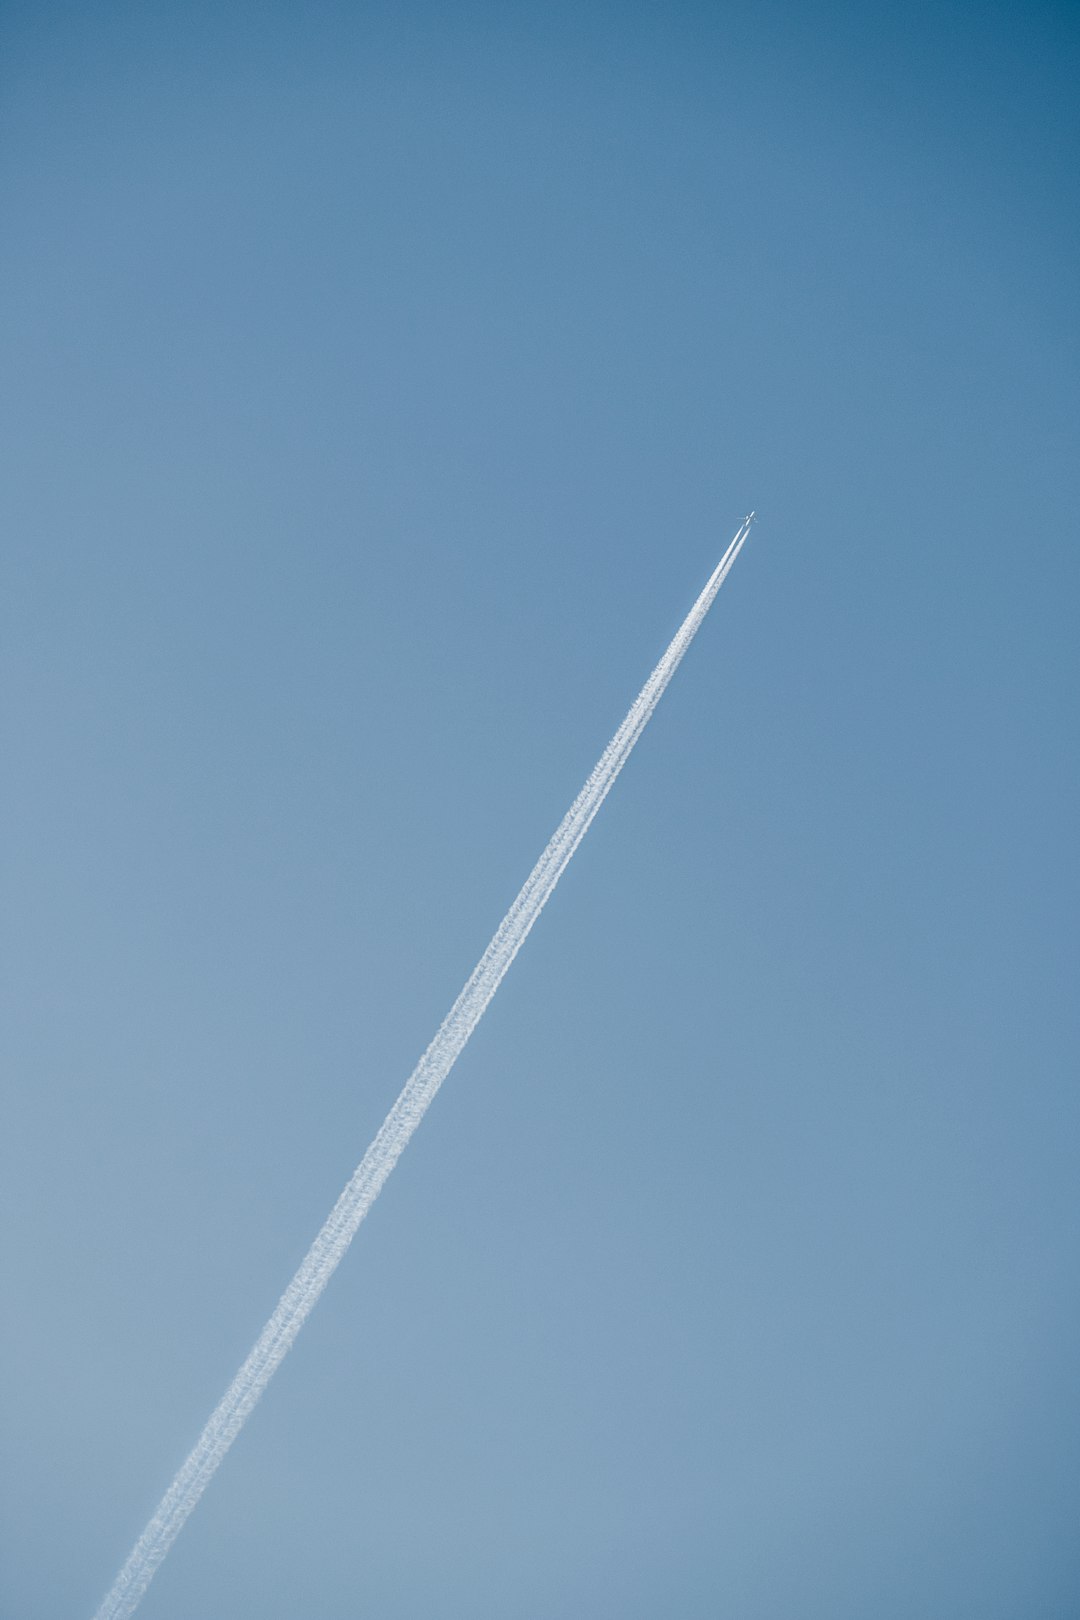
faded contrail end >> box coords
[91,517,754,1620]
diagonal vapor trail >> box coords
[92,516,755,1620]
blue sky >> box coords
[3,4,1079,1616]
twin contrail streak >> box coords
[92,517,754,1620]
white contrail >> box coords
[92,516,754,1620]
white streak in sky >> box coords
[92,518,754,1620]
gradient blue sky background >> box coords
[3,3,1078,1616]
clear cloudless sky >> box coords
[2,3,1078,1616]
